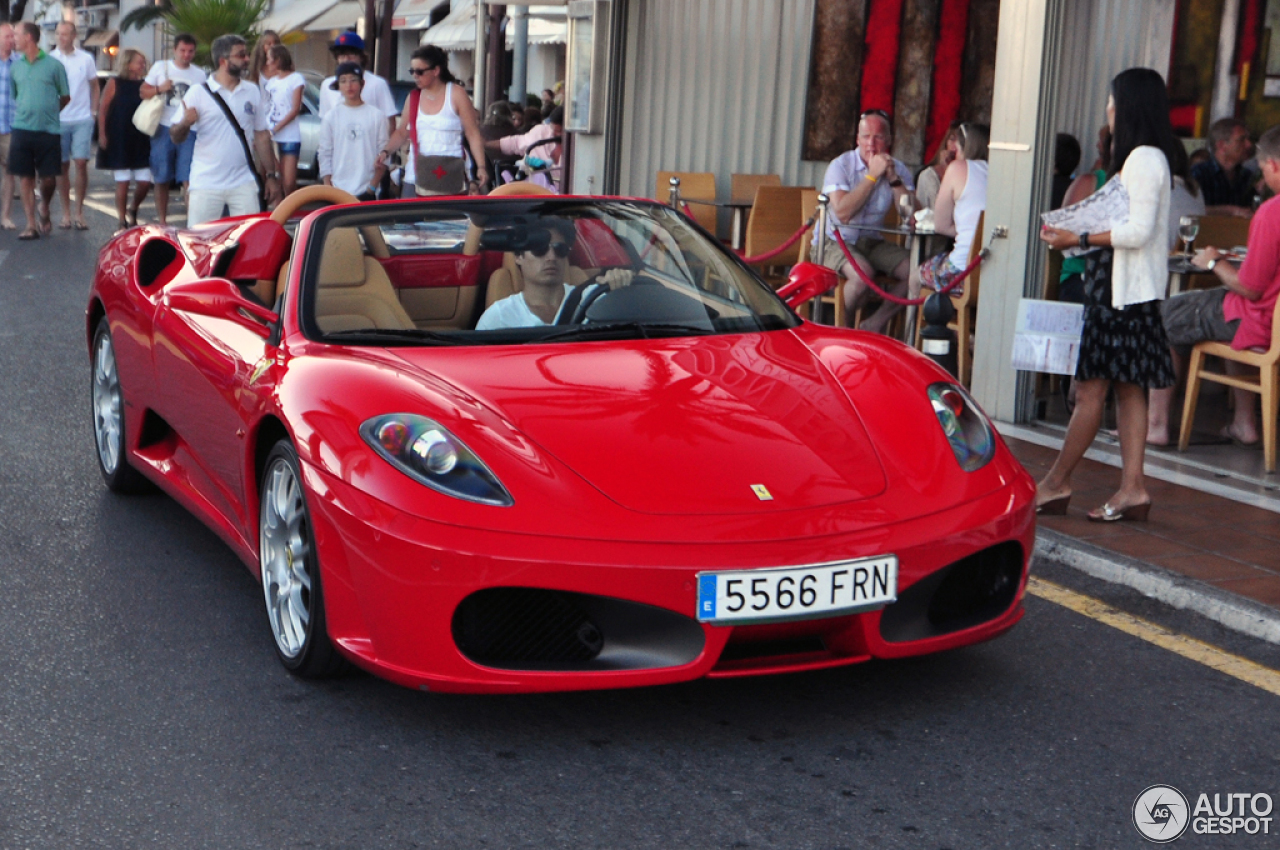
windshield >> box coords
[299,199,799,346]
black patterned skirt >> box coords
[1075,249,1176,388]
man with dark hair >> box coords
[811,110,915,335]
[1192,117,1259,217]
[476,220,631,330]
[318,31,397,135]
[1148,124,1280,447]
[1051,132,1081,210]
[171,34,280,225]
[141,33,205,225]
[8,20,69,240]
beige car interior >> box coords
[314,227,417,333]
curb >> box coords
[1034,528,1280,646]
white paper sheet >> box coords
[1011,299,1084,376]
[1041,177,1130,258]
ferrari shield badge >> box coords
[751,484,773,501]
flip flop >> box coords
[39,211,52,235]
[58,221,72,230]
[73,221,89,231]
[18,229,39,240]
[1219,425,1260,448]
[0,222,16,231]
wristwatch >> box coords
[265,171,281,180]
[1079,232,1090,250]
[888,178,903,188]
[1207,257,1219,272]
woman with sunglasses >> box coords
[1037,68,1181,522]
[378,45,487,196]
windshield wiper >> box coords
[324,328,461,346]
[531,322,715,343]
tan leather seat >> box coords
[315,228,416,333]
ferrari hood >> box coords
[391,331,888,515]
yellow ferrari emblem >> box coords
[751,484,773,501]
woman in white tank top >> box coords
[913,122,990,298]
[377,45,488,196]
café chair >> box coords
[1178,296,1280,473]
[743,186,805,289]
[1194,213,1252,254]
[656,170,717,234]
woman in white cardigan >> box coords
[1036,68,1184,522]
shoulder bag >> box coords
[408,87,466,195]
[132,61,167,137]
[203,81,266,212]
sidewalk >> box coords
[1006,433,1280,643]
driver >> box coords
[476,218,632,330]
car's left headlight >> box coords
[927,383,996,472]
[361,414,513,506]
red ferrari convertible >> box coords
[87,184,1035,694]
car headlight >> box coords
[927,383,995,472]
[360,414,513,506]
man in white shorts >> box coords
[170,34,281,225]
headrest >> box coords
[318,228,366,287]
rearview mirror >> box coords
[775,262,839,310]
[164,278,279,338]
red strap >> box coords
[409,88,420,154]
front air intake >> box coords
[879,541,1024,643]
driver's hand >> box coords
[597,269,635,290]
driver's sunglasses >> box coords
[861,108,891,122]
[530,242,572,259]
[409,66,436,76]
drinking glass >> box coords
[1178,215,1199,259]
[898,193,915,229]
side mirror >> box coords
[776,262,839,310]
[164,278,279,338]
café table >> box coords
[1167,252,1243,296]
[682,197,757,249]
[848,222,936,346]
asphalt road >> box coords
[0,176,1276,849]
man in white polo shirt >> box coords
[140,33,205,225]
[170,34,281,225]
[51,21,97,230]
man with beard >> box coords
[170,34,281,225]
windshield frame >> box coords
[295,197,802,346]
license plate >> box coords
[696,556,898,624]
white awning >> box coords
[417,0,475,50]
[392,0,447,30]
[506,8,565,47]
[260,0,345,35]
[304,0,362,31]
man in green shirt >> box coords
[8,22,69,239]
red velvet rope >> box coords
[833,227,983,306]
[741,217,816,265]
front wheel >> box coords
[259,441,346,677]
[91,318,151,493]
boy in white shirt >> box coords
[318,63,388,199]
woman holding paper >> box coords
[1035,68,1182,522]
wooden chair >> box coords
[1178,296,1280,473]
[731,173,781,203]
[1194,213,1252,253]
[914,212,983,387]
[743,186,804,288]
[656,170,717,234]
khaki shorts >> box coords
[812,235,909,278]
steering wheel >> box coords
[557,274,660,325]
[270,184,360,225]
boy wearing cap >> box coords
[318,62,388,199]
[318,31,397,136]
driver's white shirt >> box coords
[476,284,572,330]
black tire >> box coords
[90,318,153,494]
[259,440,347,678]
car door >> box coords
[150,285,276,536]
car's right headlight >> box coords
[927,383,996,472]
[360,414,514,506]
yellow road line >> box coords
[1027,577,1280,697]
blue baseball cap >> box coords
[331,31,365,53]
